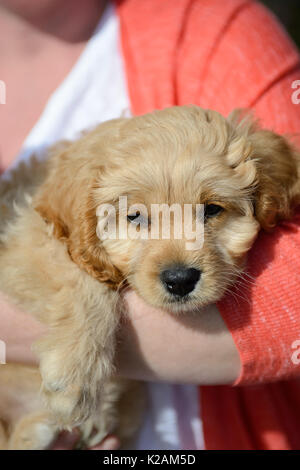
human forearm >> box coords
[0,293,45,365]
[116,290,241,384]
[0,289,241,384]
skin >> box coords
[0,291,240,384]
[0,0,241,449]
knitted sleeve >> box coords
[197,1,300,385]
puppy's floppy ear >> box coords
[65,192,123,288]
[248,130,300,229]
[34,143,122,288]
[228,110,300,230]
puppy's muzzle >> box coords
[160,266,201,297]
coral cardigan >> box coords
[116,0,300,449]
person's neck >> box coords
[0,0,107,46]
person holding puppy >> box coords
[0,0,300,450]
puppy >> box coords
[0,106,299,449]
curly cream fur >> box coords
[0,106,299,449]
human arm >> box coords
[196,0,300,385]
[118,0,300,385]
[117,290,241,384]
[0,290,241,384]
[0,293,44,365]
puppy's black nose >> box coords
[160,266,201,297]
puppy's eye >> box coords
[127,211,141,223]
[204,204,224,220]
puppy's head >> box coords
[35,106,300,312]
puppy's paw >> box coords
[77,417,111,448]
[42,383,97,429]
[39,353,104,428]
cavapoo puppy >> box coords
[0,106,299,449]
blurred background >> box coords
[262,0,300,48]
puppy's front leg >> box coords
[36,281,119,428]
[0,207,120,428]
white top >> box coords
[11,3,204,450]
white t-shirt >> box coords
[11,3,204,450]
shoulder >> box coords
[175,0,300,113]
